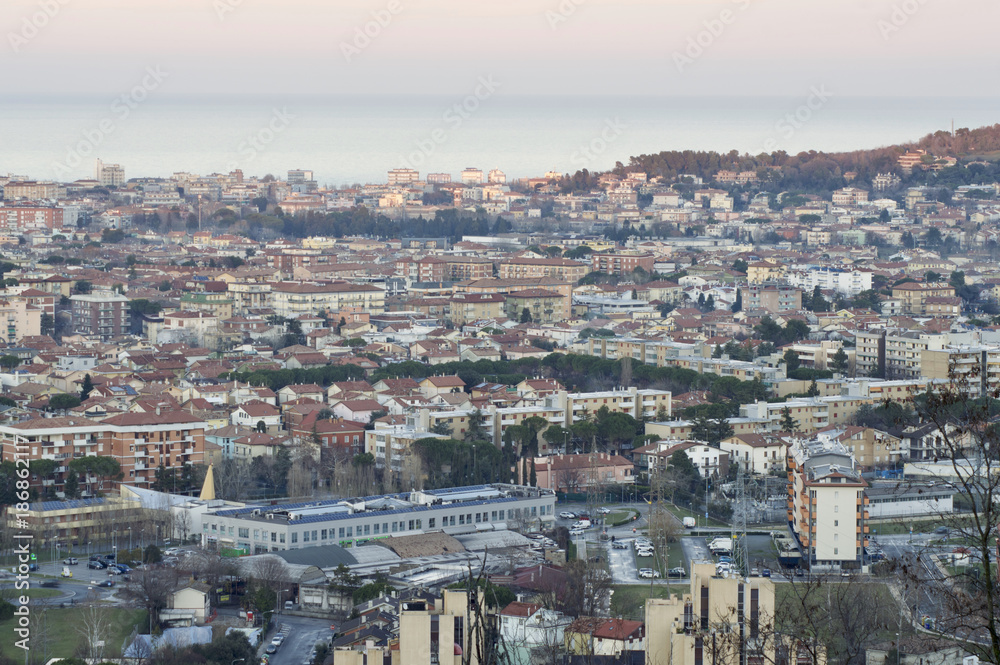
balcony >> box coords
[183,448,195,455]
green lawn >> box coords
[0,588,61,600]
[867,518,945,536]
[610,584,684,621]
[606,509,640,527]
[0,607,148,659]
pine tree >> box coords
[80,374,94,401]
[63,470,80,499]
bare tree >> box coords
[75,599,114,662]
[562,559,613,617]
[215,457,254,501]
[122,566,181,629]
[249,554,290,593]
[901,361,1000,663]
[556,467,583,494]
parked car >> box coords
[89,555,102,562]
[88,560,106,570]
[762,569,771,578]
[612,541,629,550]
[265,645,278,655]
[569,528,585,537]
[63,557,78,566]
[667,567,686,578]
[558,512,576,520]
[794,568,804,577]
[638,568,660,579]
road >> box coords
[262,615,335,665]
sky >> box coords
[2,0,999,99]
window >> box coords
[374,523,380,534]
[346,527,352,537]
[364,524,370,535]
[271,532,277,542]
[459,515,465,525]
[321,529,327,540]
[280,533,285,543]
[238,528,249,538]
[303,531,309,543]
[339,528,345,538]
[429,518,436,528]
[291,532,298,543]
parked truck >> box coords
[683,517,696,528]
[709,537,733,555]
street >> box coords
[261,615,334,665]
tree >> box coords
[831,348,849,375]
[732,289,742,313]
[782,348,801,373]
[122,566,180,630]
[430,420,453,437]
[74,280,92,294]
[779,407,798,432]
[464,408,488,442]
[63,469,80,499]
[40,312,54,335]
[0,355,19,371]
[543,425,572,454]
[48,393,81,410]
[519,307,532,324]
[79,373,94,401]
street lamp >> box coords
[128,527,132,554]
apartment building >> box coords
[787,438,868,570]
[461,168,484,185]
[785,268,872,296]
[397,591,477,665]
[591,250,656,275]
[0,297,41,344]
[745,261,785,284]
[70,290,131,341]
[95,159,125,187]
[832,187,869,206]
[180,292,235,320]
[3,181,60,200]
[0,411,207,491]
[387,168,419,185]
[814,425,903,469]
[498,257,589,281]
[270,281,385,318]
[720,433,787,474]
[740,284,802,313]
[855,330,949,379]
[921,345,1000,397]
[645,563,776,665]
[448,293,506,326]
[504,289,566,324]
[0,205,65,232]
[891,282,956,315]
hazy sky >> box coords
[2,0,998,98]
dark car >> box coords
[96,580,114,588]
[794,568,804,577]
[88,560,107,570]
[667,567,686,578]
[27,563,39,572]
[89,555,102,562]
[265,645,278,655]
[103,554,116,562]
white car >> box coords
[569,528,585,537]
[559,512,576,520]
[598,507,612,515]
[637,549,655,558]
[638,568,660,579]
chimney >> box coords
[156,406,161,416]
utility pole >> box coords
[731,467,750,579]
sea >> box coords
[0,94,997,186]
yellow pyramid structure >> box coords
[199,464,216,501]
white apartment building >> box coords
[461,168,484,185]
[787,438,868,570]
[387,168,419,185]
[785,268,873,296]
[269,281,386,318]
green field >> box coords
[634,543,684,578]
[606,509,640,527]
[0,588,62,600]
[0,607,148,660]
[610,585,685,621]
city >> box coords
[2,0,1000,664]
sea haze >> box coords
[0,95,996,187]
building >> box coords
[95,159,125,187]
[890,282,956,316]
[720,434,787,475]
[201,484,556,553]
[487,169,506,184]
[498,257,588,282]
[427,173,452,184]
[504,289,566,324]
[0,411,207,490]
[855,330,949,380]
[3,181,60,200]
[0,297,42,344]
[815,426,902,469]
[270,281,386,318]
[397,590,476,665]
[533,453,635,492]
[832,187,869,206]
[0,495,150,550]
[740,284,802,313]
[864,482,953,519]
[591,251,656,275]
[70,290,131,341]
[645,562,776,665]
[745,261,786,284]
[785,268,872,296]
[388,168,419,185]
[787,437,868,570]
[449,293,506,327]
[921,345,1000,397]
[461,168,484,185]
[0,205,66,232]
